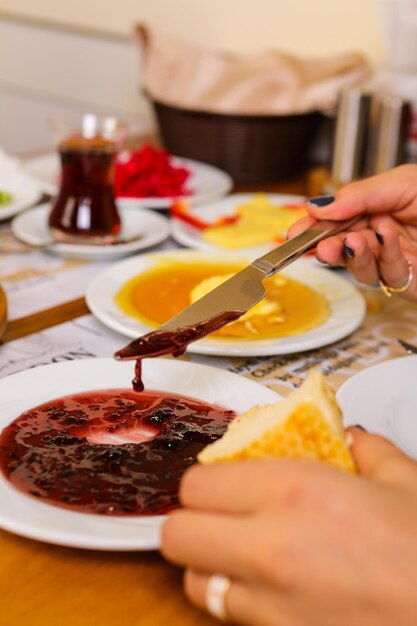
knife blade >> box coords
[115,216,359,361]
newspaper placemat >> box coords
[190,288,417,395]
[0,228,177,321]
[0,240,107,321]
[1,289,416,396]
[0,315,126,377]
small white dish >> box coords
[11,203,170,260]
[0,173,42,221]
[23,153,233,209]
[337,356,417,459]
[22,153,58,195]
[171,192,306,258]
[86,250,366,357]
[0,357,279,550]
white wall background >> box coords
[0,0,388,153]
[0,0,385,61]
[0,18,152,153]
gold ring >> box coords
[379,261,414,298]
[206,574,232,622]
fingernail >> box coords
[353,424,367,432]
[308,195,335,208]
[315,253,337,268]
[343,238,355,259]
[375,231,384,246]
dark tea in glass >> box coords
[48,134,121,244]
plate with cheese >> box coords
[170,192,308,258]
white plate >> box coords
[0,173,42,221]
[23,153,233,209]
[171,192,306,258]
[86,250,366,357]
[11,203,170,261]
[0,358,279,550]
[22,153,58,195]
[337,356,417,459]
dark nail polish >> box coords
[353,424,367,432]
[375,231,384,246]
[308,195,335,208]
[343,239,355,259]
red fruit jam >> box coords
[114,311,242,392]
[0,389,234,516]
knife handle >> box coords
[252,216,361,276]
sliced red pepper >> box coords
[283,203,307,210]
[170,201,240,230]
[273,235,287,245]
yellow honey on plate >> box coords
[115,259,329,341]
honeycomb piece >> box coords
[198,371,356,473]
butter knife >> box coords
[115,217,359,362]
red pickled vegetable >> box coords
[114,144,192,198]
[170,201,240,230]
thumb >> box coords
[307,165,417,221]
[348,427,417,487]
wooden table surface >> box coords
[0,167,327,626]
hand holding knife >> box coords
[115,218,360,377]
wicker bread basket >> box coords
[151,97,322,184]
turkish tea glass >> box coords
[48,114,126,244]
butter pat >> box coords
[190,273,286,331]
